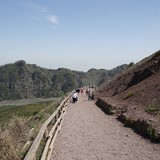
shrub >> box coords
[128,62,134,68]
[146,126,157,140]
[145,107,159,114]
[123,92,135,99]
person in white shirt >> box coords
[72,91,78,103]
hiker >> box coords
[86,88,89,96]
[88,90,92,100]
[80,88,84,95]
[72,91,78,103]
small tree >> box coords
[128,62,134,68]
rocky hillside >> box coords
[0,60,128,101]
[95,50,160,142]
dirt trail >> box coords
[51,94,160,160]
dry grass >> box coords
[0,132,19,160]
[0,117,27,160]
[0,100,60,159]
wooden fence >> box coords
[24,93,71,160]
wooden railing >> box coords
[24,93,71,160]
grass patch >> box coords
[145,106,159,114]
[123,92,135,100]
[0,99,61,159]
[0,130,20,160]
[147,126,156,139]
[145,99,160,115]
[0,117,25,160]
[36,137,47,160]
[0,101,54,126]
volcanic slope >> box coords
[95,50,160,142]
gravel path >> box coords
[51,94,160,160]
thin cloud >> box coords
[25,2,59,26]
[26,3,48,13]
[48,15,58,24]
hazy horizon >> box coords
[1,0,160,71]
[0,58,130,72]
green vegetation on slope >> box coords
[0,60,128,101]
[0,101,54,126]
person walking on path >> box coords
[72,91,78,103]
[80,88,84,95]
[88,89,93,100]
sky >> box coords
[0,0,160,71]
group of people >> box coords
[71,87,94,103]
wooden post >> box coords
[44,128,49,139]
[51,118,56,125]
[55,114,58,122]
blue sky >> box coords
[0,0,160,71]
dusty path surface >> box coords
[51,94,160,160]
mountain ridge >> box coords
[0,60,128,101]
